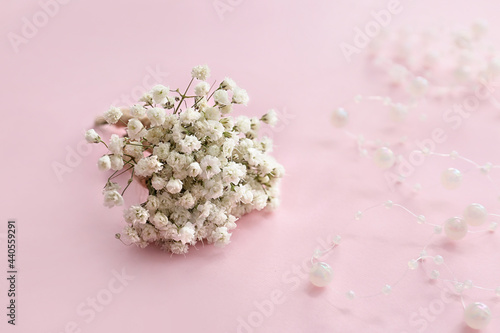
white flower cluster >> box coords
[86,65,284,254]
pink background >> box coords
[2,1,500,332]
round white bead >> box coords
[417,215,426,224]
[495,287,500,297]
[463,203,487,226]
[433,255,444,265]
[355,211,363,220]
[346,290,355,300]
[464,280,473,289]
[441,168,462,190]
[390,103,408,121]
[489,222,498,232]
[464,302,491,330]
[331,108,349,128]
[409,76,428,96]
[430,270,440,279]
[408,259,419,270]
[332,235,342,245]
[382,284,392,295]
[434,226,443,234]
[444,217,468,240]
[309,262,334,287]
[373,147,396,169]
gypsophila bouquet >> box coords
[86,65,284,254]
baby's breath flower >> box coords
[98,155,111,171]
[89,66,283,254]
[232,88,249,105]
[194,81,211,96]
[103,106,123,124]
[213,90,230,106]
[85,129,100,143]
[191,65,211,80]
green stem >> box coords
[174,77,194,114]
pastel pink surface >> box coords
[1,1,500,332]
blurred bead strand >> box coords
[310,201,499,329]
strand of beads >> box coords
[408,150,500,191]
[310,201,499,329]
[369,21,500,99]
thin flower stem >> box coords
[122,169,135,195]
[174,77,194,114]
[110,166,134,180]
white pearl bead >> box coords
[444,217,468,240]
[331,108,349,128]
[373,147,396,169]
[332,235,342,245]
[464,280,473,289]
[441,168,462,190]
[409,76,428,96]
[434,226,442,234]
[346,290,356,300]
[434,255,444,265]
[408,259,419,270]
[463,203,487,226]
[309,262,334,287]
[417,215,426,224]
[464,302,491,330]
[489,222,498,232]
[455,282,465,294]
[355,211,363,220]
[495,287,500,297]
[430,270,440,279]
[382,284,392,295]
[390,103,409,121]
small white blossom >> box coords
[235,116,251,134]
[179,135,202,154]
[261,109,278,127]
[194,81,211,96]
[213,90,230,106]
[166,178,183,194]
[175,222,196,245]
[103,190,124,208]
[110,155,124,171]
[135,155,163,177]
[200,155,221,179]
[187,162,201,177]
[211,227,231,247]
[147,107,166,127]
[103,106,123,124]
[98,155,111,171]
[221,77,237,91]
[124,205,149,225]
[150,84,170,104]
[232,88,249,105]
[191,65,211,80]
[180,107,201,125]
[85,129,100,143]
[130,104,146,117]
[141,224,158,242]
[152,174,167,190]
[109,134,124,156]
[127,118,144,139]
